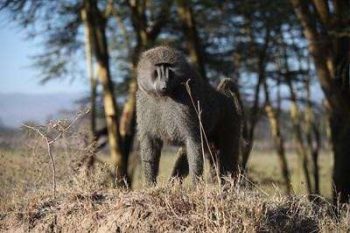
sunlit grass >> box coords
[0,146,333,211]
[0,146,346,232]
[132,148,333,199]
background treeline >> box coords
[0,0,349,203]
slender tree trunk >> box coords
[116,0,171,184]
[241,26,271,170]
[82,8,97,137]
[176,0,207,80]
[241,75,261,170]
[90,72,97,137]
[82,0,127,186]
[286,78,313,195]
[264,89,292,194]
[278,40,313,195]
[119,77,137,183]
[304,79,320,195]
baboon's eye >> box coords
[152,69,158,81]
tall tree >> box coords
[263,77,292,194]
[176,0,207,80]
[82,0,127,186]
[290,0,350,203]
[119,0,172,160]
[81,7,98,138]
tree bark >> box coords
[263,81,292,194]
[241,75,261,170]
[287,79,313,195]
[241,26,270,170]
[176,0,207,80]
[331,110,350,203]
[304,79,321,195]
[82,0,127,186]
[278,40,313,195]
[116,0,172,184]
[82,13,97,137]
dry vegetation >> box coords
[0,123,348,232]
[1,180,349,232]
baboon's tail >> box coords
[217,78,252,163]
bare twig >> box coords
[23,110,88,198]
[23,124,57,198]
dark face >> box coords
[137,46,192,97]
[152,63,176,96]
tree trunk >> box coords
[241,25,271,170]
[263,80,292,194]
[90,71,97,137]
[119,0,172,184]
[82,7,97,138]
[119,77,137,184]
[265,104,292,194]
[176,0,207,80]
[304,79,320,195]
[286,78,313,195]
[290,0,350,202]
[331,111,350,203]
[82,0,127,186]
[277,38,312,195]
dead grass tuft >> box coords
[0,115,347,232]
[1,181,348,233]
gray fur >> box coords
[136,46,241,185]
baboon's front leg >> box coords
[186,138,204,185]
[140,135,163,186]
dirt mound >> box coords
[1,183,348,232]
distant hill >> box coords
[0,92,84,128]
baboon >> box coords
[170,78,249,182]
[136,46,241,185]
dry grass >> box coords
[0,180,349,232]
[133,149,334,198]
[0,122,347,232]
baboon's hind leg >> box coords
[171,146,220,183]
[218,132,240,182]
[170,147,189,180]
[207,152,219,183]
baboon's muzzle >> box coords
[154,63,174,96]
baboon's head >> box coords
[137,46,191,96]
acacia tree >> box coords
[110,0,173,182]
[80,0,173,184]
[81,0,128,186]
[290,0,350,203]
[0,0,131,186]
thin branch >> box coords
[23,124,57,198]
[22,110,88,198]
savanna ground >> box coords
[0,127,349,232]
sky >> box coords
[0,20,88,128]
[0,22,88,95]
